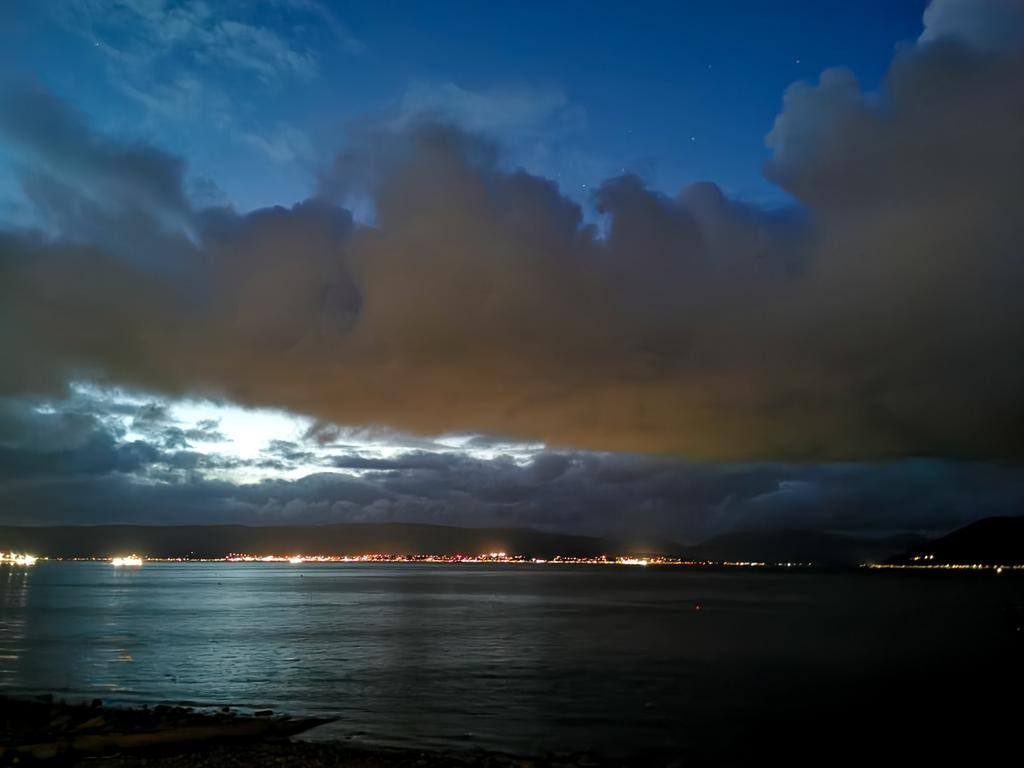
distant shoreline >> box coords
[7,555,1024,573]
[4,515,1022,568]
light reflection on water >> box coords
[0,566,30,681]
[0,562,1020,759]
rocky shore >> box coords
[0,696,615,768]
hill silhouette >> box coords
[888,516,1024,565]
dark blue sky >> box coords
[3,1,926,212]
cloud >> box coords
[210,20,318,81]
[240,123,314,166]
[271,0,365,56]
[387,83,603,196]
[117,74,220,123]
[325,82,598,201]
[0,397,157,481]
[65,0,330,82]
[920,0,1024,54]
[391,83,585,142]
[0,83,190,231]
[1,1,1023,463]
[54,0,354,196]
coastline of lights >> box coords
[0,552,38,566]
[47,553,808,567]
[6,551,1019,570]
[86,553,815,568]
[222,553,744,566]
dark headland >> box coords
[886,515,1024,565]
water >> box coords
[2,562,1021,762]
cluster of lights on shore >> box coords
[111,555,144,567]
[864,552,1021,573]
[0,551,38,566]
[866,563,1019,573]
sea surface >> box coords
[1,562,1021,762]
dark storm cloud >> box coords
[0,398,104,452]
[186,419,227,443]
[1,0,1023,462]
[261,439,318,468]
[0,393,242,489]
[126,402,225,450]
[0,409,156,481]
[331,452,469,472]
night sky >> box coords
[1,0,1023,543]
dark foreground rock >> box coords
[77,740,589,768]
[0,697,609,768]
[0,696,336,764]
